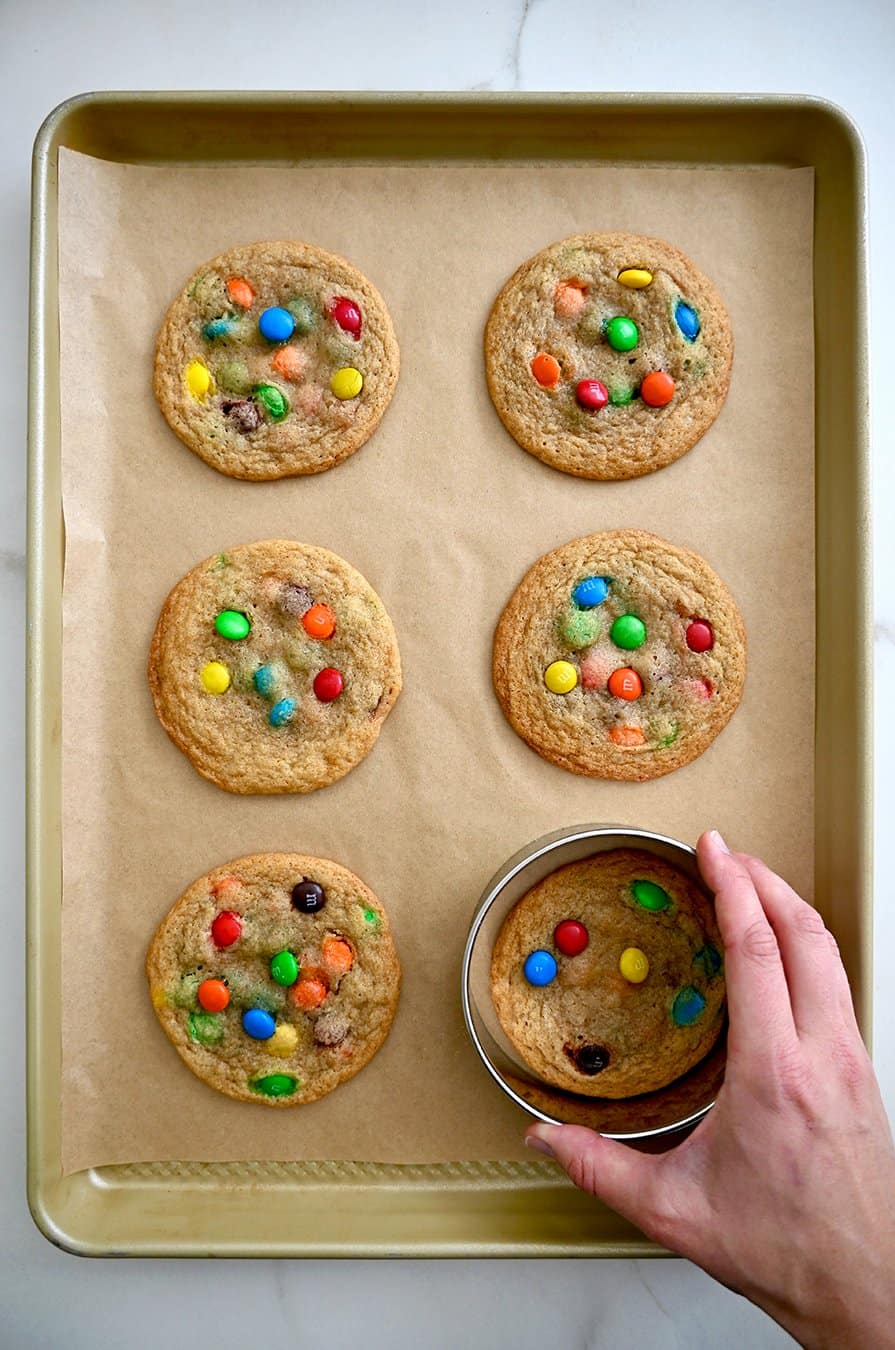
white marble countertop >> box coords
[4,1,891,1346]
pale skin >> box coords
[525,831,895,1349]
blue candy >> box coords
[258,306,296,342]
[674,300,700,341]
[203,316,236,341]
[253,664,276,698]
[523,950,558,987]
[269,697,295,727]
[572,576,609,609]
[242,1008,276,1040]
[672,986,707,1026]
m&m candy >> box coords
[605,316,639,352]
[292,879,326,913]
[287,297,316,333]
[185,359,212,401]
[215,610,251,641]
[302,603,336,639]
[292,971,329,1010]
[631,880,670,911]
[672,986,706,1026]
[253,665,277,698]
[243,1008,276,1040]
[331,297,362,338]
[201,661,231,694]
[250,1073,298,1097]
[197,978,230,1012]
[573,576,609,608]
[617,268,652,289]
[322,935,354,974]
[619,948,650,983]
[330,367,364,400]
[255,383,290,421]
[610,615,646,650]
[544,660,578,694]
[258,307,296,342]
[554,920,589,957]
[271,346,306,381]
[270,951,299,986]
[608,667,643,700]
[203,316,236,341]
[569,1043,610,1075]
[523,950,557,986]
[267,1023,299,1058]
[269,698,296,727]
[313,668,344,702]
[211,911,242,948]
[640,371,675,407]
[686,619,714,652]
[609,725,645,746]
[226,276,255,308]
[554,280,587,317]
[530,352,561,388]
[674,300,700,341]
[576,378,609,412]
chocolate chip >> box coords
[279,583,314,617]
[221,399,263,434]
[291,879,326,913]
[564,1042,610,1075]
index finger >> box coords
[697,831,797,1061]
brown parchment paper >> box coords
[58,148,815,1173]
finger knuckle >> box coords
[831,1035,874,1096]
[739,919,780,966]
[776,1044,818,1110]
[566,1151,601,1197]
[793,905,828,941]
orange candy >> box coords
[197,978,230,1012]
[272,346,306,382]
[292,971,329,1010]
[210,874,239,895]
[640,370,675,407]
[609,725,646,747]
[608,668,643,701]
[322,936,354,974]
[226,276,255,308]
[302,603,336,640]
[530,353,561,388]
[554,279,588,318]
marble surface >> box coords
[4,1,892,1345]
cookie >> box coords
[154,241,399,479]
[492,530,746,781]
[148,540,402,793]
[490,850,725,1098]
[484,233,733,479]
[147,853,400,1106]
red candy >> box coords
[211,911,242,948]
[331,296,362,338]
[554,920,589,957]
[576,379,609,412]
[686,619,714,652]
[313,667,344,702]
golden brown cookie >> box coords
[154,241,399,479]
[147,853,400,1106]
[148,540,402,793]
[485,232,732,479]
[490,850,725,1098]
[492,530,746,781]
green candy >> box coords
[611,614,646,650]
[188,1012,224,1047]
[254,384,290,421]
[215,609,251,640]
[270,950,299,987]
[250,1074,299,1098]
[631,879,671,912]
[558,609,602,651]
[216,360,252,394]
[609,385,634,406]
[362,907,380,927]
[605,315,639,352]
[287,297,316,334]
[659,722,680,748]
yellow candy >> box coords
[185,358,213,400]
[267,1023,299,1058]
[617,268,653,289]
[544,660,578,694]
[330,366,364,400]
[200,661,231,694]
[619,947,650,983]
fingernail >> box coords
[524,1131,556,1159]
[709,829,730,854]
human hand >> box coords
[525,831,895,1349]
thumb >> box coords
[526,1123,662,1231]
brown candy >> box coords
[313,1012,349,1047]
[222,399,263,434]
